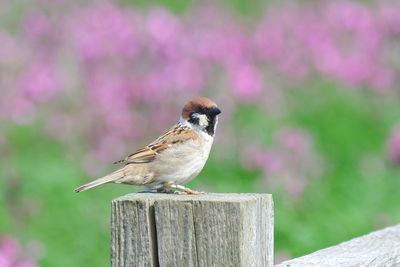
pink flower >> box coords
[2,0,400,171]
[18,60,60,102]
[0,237,38,267]
[230,64,263,101]
[172,59,204,91]
[73,2,138,61]
[262,150,285,174]
[254,2,399,91]
[379,4,400,34]
[277,128,312,154]
[387,125,400,164]
[240,127,321,197]
[0,31,27,65]
[23,13,52,43]
[146,8,181,45]
[0,237,18,262]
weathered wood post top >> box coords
[111,193,274,267]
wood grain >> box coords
[111,193,274,267]
[275,224,400,267]
[111,197,159,267]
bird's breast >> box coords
[150,133,214,184]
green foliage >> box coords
[3,83,400,266]
[1,124,132,266]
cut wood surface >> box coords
[275,224,400,267]
[111,193,274,267]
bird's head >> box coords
[181,97,221,136]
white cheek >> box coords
[193,113,209,127]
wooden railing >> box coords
[111,193,400,267]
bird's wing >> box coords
[113,124,197,164]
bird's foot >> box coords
[157,188,180,194]
[183,188,205,195]
[163,182,205,195]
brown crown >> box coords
[181,97,218,119]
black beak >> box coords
[209,107,221,115]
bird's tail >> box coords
[74,169,124,193]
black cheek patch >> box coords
[188,116,199,126]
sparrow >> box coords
[74,97,221,195]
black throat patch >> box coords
[205,115,217,136]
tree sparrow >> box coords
[74,97,221,194]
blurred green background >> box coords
[1,0,400,266]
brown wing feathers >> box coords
[113,124,196,165]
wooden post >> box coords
[275,224,400,267]
[111,193,274,267]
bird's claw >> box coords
[157,183,206,195]
[183,188,205,195]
